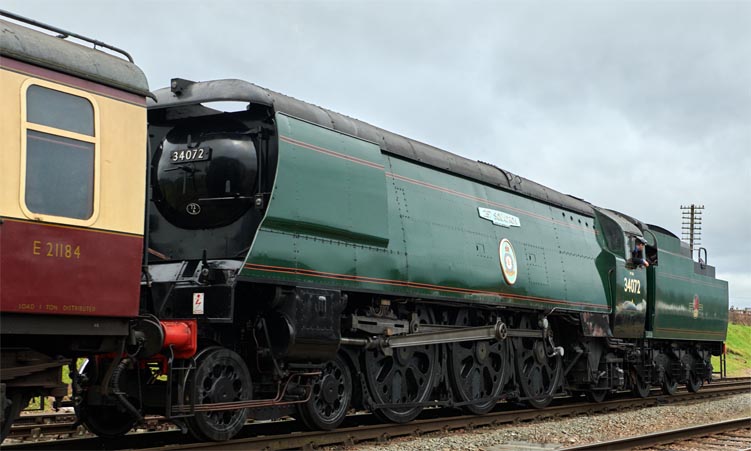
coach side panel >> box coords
[0,58,147,317]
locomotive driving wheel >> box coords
[362,303,438,423]
[185,347,252,441]
[448,309,510,414]
[296,354,352,430]
[513,316,562,409]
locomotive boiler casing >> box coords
[242,113,612,316]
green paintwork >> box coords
[612,263,648,338]
[647,232,728,341]
[240,115,727,340]
[267,114,389,246]
[242,114,608,313]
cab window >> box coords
[626,236,659,269]
[23,84,96,220]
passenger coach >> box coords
[0,12,151,437]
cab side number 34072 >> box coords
[624,277,641,294]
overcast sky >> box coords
[5,1,750,307]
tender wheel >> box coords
[296,355,352,430]
[186,348,252,441]
[631,369,651,399]
[362,304,438,423]
[513,316,562,409]
[661,370,678,396]
[684,355,704,393]
[448,309,510,415]
[686,370,703,393]
[75,359,139,438]
[1,391,30,443]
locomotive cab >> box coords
[626,234,659,269]
[594,209,650,338]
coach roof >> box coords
[0,18,151,99]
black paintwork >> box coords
[147,110,276,262]
[152,117,257,230]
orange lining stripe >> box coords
[279,134,595,234]
[280,135,385,170]
[244,262,609,310]
[659,272,726,289]
[387,172,594,233]
[654,327,725,336]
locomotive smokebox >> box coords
[152,118,258,231]
[262,287,347,362]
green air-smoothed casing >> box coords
[148,80,728,343]
[242,114,609,313]
[646,231,728,341]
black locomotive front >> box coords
[153,120,257,230]
[148,112,271,261]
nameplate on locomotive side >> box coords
[478,207,521,228]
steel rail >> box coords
[4,379,748,450]
[558,416,751,450]
[134,384,751,451]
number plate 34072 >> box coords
[170,148,210,163]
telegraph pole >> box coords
[681,204,704,258]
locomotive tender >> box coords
[0,12,729,443]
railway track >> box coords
[559,416,751,450]
[3,377,748,451]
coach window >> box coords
[21,82,99,223]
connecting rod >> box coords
[340,321,545,353]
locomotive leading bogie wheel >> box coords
[448,309,510,415]
[185,347,252,441]
[296,354,352,430]
[362,304,438,423]
[513,316,562,409]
